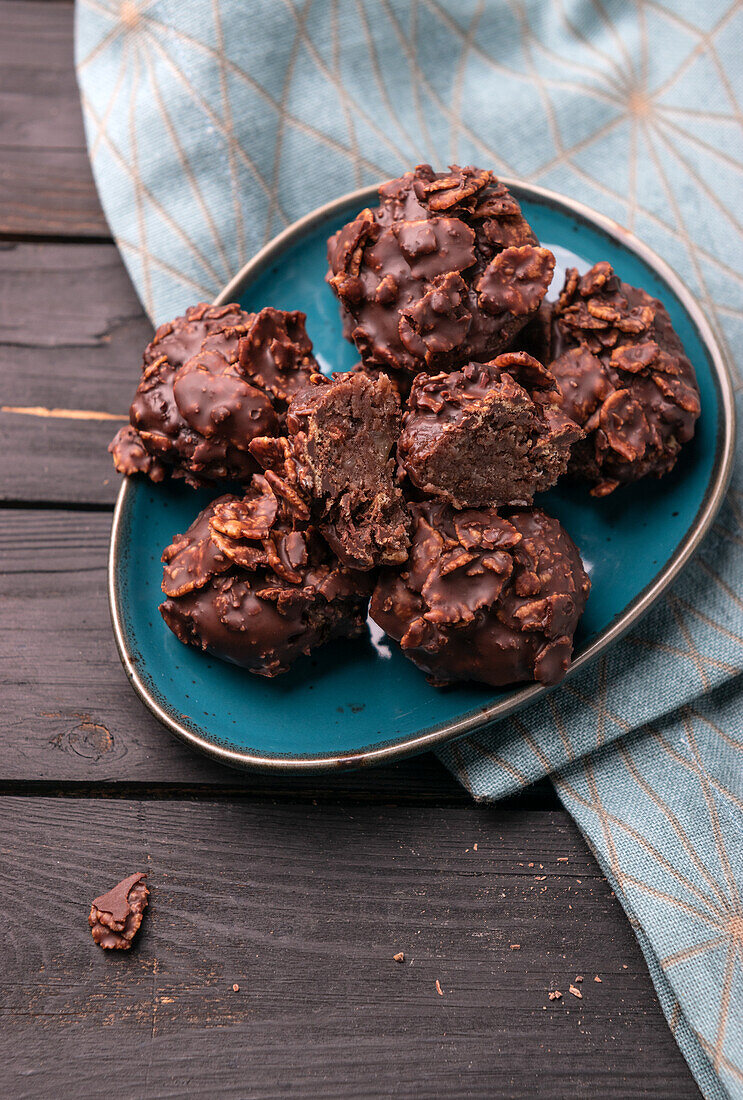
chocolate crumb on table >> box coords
[547,262,701,496]
[250,370,411,571]
[397,351,582,508]
[370,503,590,688]
[159,478,372,677]
[89,872,149,950]
[109,305,316,488]
[327,164,555,376]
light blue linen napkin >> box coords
[75,3,743,1094]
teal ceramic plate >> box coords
[109,181,735,772]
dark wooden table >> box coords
[0,4,702,1096]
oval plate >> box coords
[109,181,735,772]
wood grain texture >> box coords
[0,240,151,503]
[0,505,502,802]
[0,1,109,238]
[0,797,700,1099]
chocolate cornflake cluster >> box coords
[250,370,411,571]
[108,163,706,691]
[110,303,316,487]
[547,262,701,496]
[397,351,583,509]
[370,504,590,687]
[159,475,372,676]
[89,872,149,950]
[327,164,555,376]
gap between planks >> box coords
[0,778,561,810]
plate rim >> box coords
[108,177,737,773]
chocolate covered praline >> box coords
[370,502,590,688]
[548,262,701,496]
[250,370,411,571]
[397,351,582,508]
[327,164,555,376]
[160,476,371,676]
[110,304,316,487]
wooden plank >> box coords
[0,240,151,504]
[0,797,700,1099]
[0,504,509,801]
[0,1,109,238]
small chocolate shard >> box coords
[89,872,149,950]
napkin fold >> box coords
[76,2,743,1094]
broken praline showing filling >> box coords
[159,476,372,677]
[327,164,555,376]
[250,369,411,571]
[370,502,590,688]
[397,351,583,509]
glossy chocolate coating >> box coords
[250,370,411,571]
[370,502,590,688]
[548,263,701,496]
[89,873,149,950]
[327,165,555,375]
[397,351,582,508]
[110,304,315,487]
[159,478,372,677]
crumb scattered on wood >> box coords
[232,983,240,992]
[575,975,583,983]
[435,979,443,996]
[548,991,562,1001]
[594,975,602,983]
[623,964,628,969]
[557,857,568,862]
[473,843,478,851]
[509,944,521,950]
[569,985,582,999]
[393,952,405,963]
[535,875,546,881]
